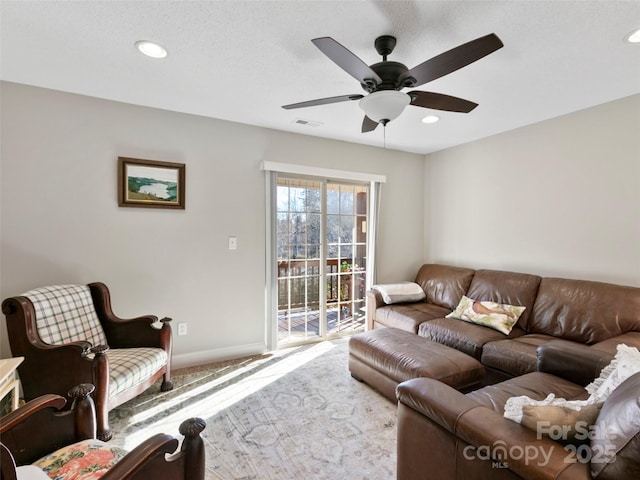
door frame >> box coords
[262,161,386,351]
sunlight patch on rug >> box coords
[110,338,396,480]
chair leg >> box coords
[92,351,112,441]
[161,373,173,391]
[160,361,173,392]
[96,412,113,442]
[95,392,112,441]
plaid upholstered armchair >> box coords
[2,282,173,441]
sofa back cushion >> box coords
[23,284,109,347]
[590,371,640,479]
[414,264,475,311]
[528,278,640,344]
[465,269,541,332]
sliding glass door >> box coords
[276,176,368,346]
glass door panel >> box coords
[325,183,368,336]
[277,177,368,346]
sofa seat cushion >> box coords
[591,331,640,355]
[32,439,128,480]
[107,347,168,397]
[418,317,525,360]
[466,371,589,415]
[374,303,451,333]
[481,334,557,377]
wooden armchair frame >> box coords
[2,282,173,441]
[0,385,206,480]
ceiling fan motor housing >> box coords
[362,61,416,92]
[361,36,416,93]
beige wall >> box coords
[3,82,638,366]
[0,82,426,364]
[424,94,640,287]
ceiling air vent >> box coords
[293,118,323,127]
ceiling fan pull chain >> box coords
[383,124,386,149]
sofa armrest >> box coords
[396,378,479,432]
[397,378,589,480]
[537,340,613,386]
[365,289,385,330]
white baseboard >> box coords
[171,342,268,370]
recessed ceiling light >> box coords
[135,40,168,59]
[421,115,440,124]
[625,28,640,43]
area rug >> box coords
[109,338,397,479]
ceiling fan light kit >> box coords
[359,90,410,125]
[283,33,503,134]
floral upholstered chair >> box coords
[0,384,206,480]
[2,283,174,441]
[30,438,129,479]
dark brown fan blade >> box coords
[408,91,478,113]
[282,94,364,110]
[312,37,382,87]
[403,33,503,87]
[362,115,379,133]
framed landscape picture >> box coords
[118,157,185,209]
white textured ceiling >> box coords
[2,1,639,154]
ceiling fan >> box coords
[282,33,503,133]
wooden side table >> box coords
[0,356,24,413]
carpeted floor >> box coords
[109,338,397,480]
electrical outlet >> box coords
[178,322,187,336]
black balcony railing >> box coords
[277,258,365,311]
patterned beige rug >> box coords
[109,338,397,480]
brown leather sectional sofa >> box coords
[397,341,640,479]
[364,264,640,479]
[366,264,640,383]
